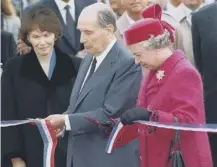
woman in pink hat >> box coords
[120,4,213,167]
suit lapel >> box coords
[73,42,119,112]
[47,0,65,27]
[70,55,92,104]
[20,50,50,87]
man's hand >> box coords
[16,39,31,55]
[55,126,66,137]
[45,114,65,131]
[11,158,26,167]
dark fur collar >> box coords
[20,47,77,87]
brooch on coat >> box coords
[156,70,165,81]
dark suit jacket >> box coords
[192,5,217,165]
[1,31,17,68]
[1,47,81,167]
[191,2,217,123]
[66,42,142,167]
[21,0,97,56]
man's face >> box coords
[28,28,55,57]
[182,0,202,10]
[124,0,148,13]
[77,15,111,56]
[110,0,125,15]
[129,43,160,70]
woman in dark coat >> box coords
[1,5,81,167]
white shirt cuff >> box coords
[65,115,71,131]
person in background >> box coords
[12,0,29,16]
[116,0,148,41]
[1,30,17,69]
[17,0,97,57]
[1,5,81,167]
[174,0,204,65]
[110,0,125,19]
[116,0,149,74]
[191,2,217,166]
[161,0,185,28]
[45,2,142,167]
[120,4,213,167]
[1,0,21,40]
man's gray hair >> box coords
[97,9,117,32]
[140,30,171,49]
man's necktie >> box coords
[64,5,77,46]
[81,57,97,91]
[85,57,97,84]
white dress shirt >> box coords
[54,0,75,23]
[126,13,136,25]
[183,4,204,25]
[166,3,185,22]
[65,39,117,131]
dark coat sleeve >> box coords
[71,56,82,74]
[8,32,17,59]
[191,14,203,76]
[1,31,17,68]
[1,59,25,163]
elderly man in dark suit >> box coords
[17,0,97,56]
[192,2,217,166]
[46,2,142,167]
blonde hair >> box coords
[1,0,16,16]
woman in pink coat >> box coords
[120,5,213,167]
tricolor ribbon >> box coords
[106,121,217,154]
[1,119,57,167]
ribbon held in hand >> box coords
[106,120,217,154]
[1,119,57,167]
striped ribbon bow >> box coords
[1,119,57,167]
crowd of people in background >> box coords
[1,0,217,167]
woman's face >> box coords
[129,43,160,70]
[28,28,56,57]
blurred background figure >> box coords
[116,0,149,42]
[110,0,125,19]
[191,2,217,166]
[1,0,21,40]
[174,0,204,65]
[11,0,39,16]
[1,30,17,69]
[161,0,185,28]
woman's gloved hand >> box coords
[120,108,150,125]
